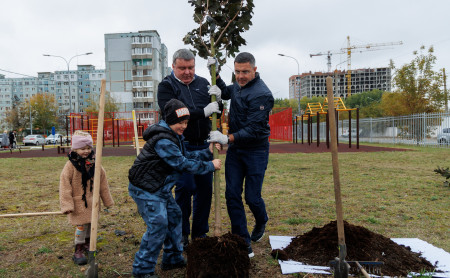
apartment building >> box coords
[288,67,392,100]
[104,30,168,115]
[0,65,104,129]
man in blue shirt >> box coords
[208,52,274,258]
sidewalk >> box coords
[0,143,410,159]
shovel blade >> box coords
[332,258,349,278]
[85,251,98,278]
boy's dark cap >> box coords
[164,99,190,125]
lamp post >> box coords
[43,52,92,114]
[29,99,33,135]
[278,53,301,115]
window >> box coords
[132,36,141,44]
[132,48,143,55]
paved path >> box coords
[0,142,410,159]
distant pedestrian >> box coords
[9,130,16,149]
[59,130,114,265]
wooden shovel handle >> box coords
[89,79,106,252]
[326,76,346,247]
[0,211,63,218]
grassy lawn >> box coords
[0,144,448,277]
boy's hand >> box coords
[212,159,222,170]
[63,210,73,215]
[209,142,222,153]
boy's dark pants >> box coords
[129,183,184,276]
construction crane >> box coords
[309,50,345,72]
[342,36,403,97]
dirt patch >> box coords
[186,233,250,278]
[274,221,436,276]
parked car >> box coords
[342,128,362,138]
[0,133,6,147]
[23,134,46,146]
[45,134,67,144]
[437,128,450,144]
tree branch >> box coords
[215,0,244,44]
[195,11,211,55]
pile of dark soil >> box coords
[273,221,437,276]
[185,232,250,278]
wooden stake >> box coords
[0,211,63,218]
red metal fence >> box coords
[69,107,292,145]
[269,107,292,141]
[69,111,159,146]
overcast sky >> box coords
[1,0,449,99]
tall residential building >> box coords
[288,75,301,101]
[288,67,392,100]
[104,30,168,117]
[0,65,104,130]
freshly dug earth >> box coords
[186,233,250,278]
[277,221,436,276]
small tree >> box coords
[31,93,59,135]
[183,0,254,236]
[392,46,444,114]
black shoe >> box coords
[251,223,266,242]
[248,245,254,258]
[161,257,187,271]
[72,244,88,265]
[181,234,189,249]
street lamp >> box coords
[278,53,301,115]
[43,52,93,114]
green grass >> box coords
[0,143,449,277]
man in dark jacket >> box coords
[208,52,274,258]
[157,49,226,247]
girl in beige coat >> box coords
[59,130,114,265]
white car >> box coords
[23,134,46,146]
[45,134,66,144]
[437,128,450,145]
[342,128,362,138]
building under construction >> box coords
[288,67,392,100]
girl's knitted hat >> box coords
[71,134,94,149]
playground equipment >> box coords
[294,91,360,149]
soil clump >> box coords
[276,221,436,276]
[186,232,250,278]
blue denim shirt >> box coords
[130,121,215,199]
